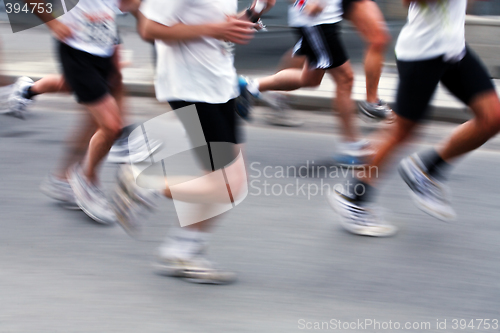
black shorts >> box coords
[58,41,116,104]
[395,47,495,122]
[342,0,375,18]
[169,100,241,171]
[293,23,349,70]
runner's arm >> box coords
[20,0,72,40]
[141,17,256,45]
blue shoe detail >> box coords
[332,153,368,167]
[235,76,253,121]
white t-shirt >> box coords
[395,0,467,62]
[58,0,119,57]
[288,0,342,27]
[140,0,239,104]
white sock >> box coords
[159,227,209,259]
[246,79,260,96]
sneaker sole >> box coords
[153,261,236,285]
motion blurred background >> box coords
[0,1,500,332]
[1,0,499,74]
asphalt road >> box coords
[0,95,499,332]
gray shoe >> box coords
[68,165,116,225]
[398,154,456,221]
[40,175,80,210]
[6,77,34,119]
[358,99,395,123]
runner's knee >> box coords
[102,121,122,140]
[366,28,390,53]
[336,69,354,91]
[479,103,500,136]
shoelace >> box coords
[339,199,378,227]
[413,171,448,204]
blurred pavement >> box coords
[0,96,499,332]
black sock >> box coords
[341,178,374,203]
[22,86,39,100]
[418,149,449,180]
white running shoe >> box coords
[155,254,237,285]
[40,175,80,210]
[398,154,456,221]
[6,77,34,119]
[111,165,160,237]
[328,190,397,237]
[67,165,116,225]
[107,136,163,164]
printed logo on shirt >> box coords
[75,9,117,47]
[293,0,308,11]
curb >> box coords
[3,74,471,124]
[282,94,471,124]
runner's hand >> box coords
[211,17,256,45]
[46,20,73,42]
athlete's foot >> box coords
[358,99,395,123]
[332,140,374,168]
[155,254,237,285]
[262,92,304,127]
[328,190,397,237]
[107,136,163,164]
[40,174,80,210]
[6,77,34,119]
[155,229,236,284]
[111,165,160,237]
[398,153,456,221]
[235,76,259,121]
[68,164,116,225]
